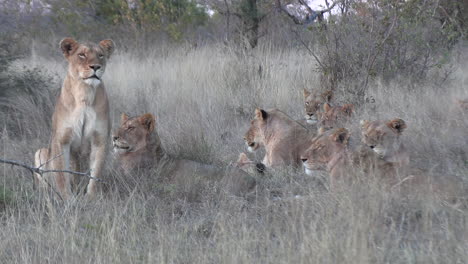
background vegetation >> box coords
[0,0,467,263]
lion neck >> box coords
[382,144,409,168]
[327,147,350,175]
[62,73,102,107]
[262,115,310,148]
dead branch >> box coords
[277,0,343,25]
[0,157,105,182]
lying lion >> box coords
[112,113,256,196]
[34,38,114,200]
[301,124,465,202]
[243,108,316,168]
[302,88,333,126]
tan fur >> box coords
[456,99,468,113]
[34,38,114,200]
[303,88,333,125]
[360,118,409,167]
[243,108,316,167]
[301,128,352,190]
[233,152,266,175]
[319,103,354,131]
[113,113,256,196]
[301,127,465,201]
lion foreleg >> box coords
[34,148,49,189]
[86,133,107,197]
[53,128,74,200]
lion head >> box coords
[60,38,114,87]
[234,153,266,174]
[112,113,156,154]
[300,128,350,176]
[456,99,468,112]
[243,108,268,152]
[319,103,354,131]
[360,118,408,163]
[303,88,333,125]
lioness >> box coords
[113,113,256,196]
[243,108,316,167]
[301,125,464,201]
[318,103,354,132]
[300,128,352,190]
[303,88,333,125]
[359,118,409,168]
[34,38,114,200]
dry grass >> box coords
[1,43,467,263]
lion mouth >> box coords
[85,74,100,80]
[113,143,131,152]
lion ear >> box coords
[303,88,311,98]
[139,113,156,133]
[120,113,129,125]
[60,38,79,58]
[99,39,115,58]
[386,118,406,134]
[330,128,350,145]
[254,108,267,120]
[342,104,354,116]
[360,120,369,129]
[318,127,326,135]
[323,103,332,112]
[237,152,251,164]
[321,90,333,102]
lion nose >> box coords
[90,64,101,71]
[248,142,255,147]
[370,145,375,149]
[112,136,119,141]
[301,158,307,163]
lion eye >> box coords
[78,53,85,59]
[98,54,104,59]
[305,102,310,105]
[127,126,135,131]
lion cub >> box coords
[112,113,256,196]
[34,38,114,200]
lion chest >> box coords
[64,106,106,149]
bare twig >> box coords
[363,12,398,89]
[277,0,342,25]
[291,29,326,70]
[0,157,104,182]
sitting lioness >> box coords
[303,88,333,125]
[243,108,316,168]
[34,38,114,200]
[112,113,256,196]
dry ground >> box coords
[1,44,467,263]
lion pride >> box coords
[243,108,316,168]
[112,113,256,196]
[34,38,114,200]
[301,125,465,201]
